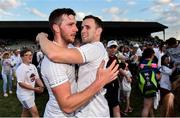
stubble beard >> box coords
[61,32,74,45]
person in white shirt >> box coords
[11,49,22,80]
[37,9,119,117]
[159,54,176,117]
[159,54,176,92]
[16,48,44,117]
[133,43,142,57]
[1,51,14,97]
[121,62,133,114]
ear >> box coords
[96,27,102,35]
[52,24,60,33]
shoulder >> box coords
[80,42,104,50]
[16,64,25,72]
[45,57,68,70]
[29,64,37,69]
[162,65,170,70]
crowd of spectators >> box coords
[0,36,180,117]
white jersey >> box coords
[159,65,172,91]
[41,56,76,117]
[76,42,110,117]
[16,63,39,100]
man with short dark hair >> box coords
[37,9,119,117]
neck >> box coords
[23,62,30,65]
[93,36,100,42]
[54,35,68,48]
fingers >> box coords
[111,64,119,74]
[36,32,48,43]
[111,69,119,81]
[108,60,117,70]
[111,75,118,81]
[42,32,48,37]
[98,60,105,69]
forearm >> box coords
[39,38,83,64]
[36,79,44,88]
[70,80,103,109]
[39,37,58,61]
[18,82,35,91]
[54,59,119,113]
[54,80,103,113]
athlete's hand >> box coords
[36,32,48,43]
[96,60,119,87]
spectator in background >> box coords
[165,37,180,115]
[159,54,176,117]
[133,43,142,59]
[32,45,44,80]
[121,62,133,114]
[16,48,44,117]
[32,45,43,68]
[155,43,166,68]
[11,49,22,80]
[123,45,130,59]
[1,51,13,97]
[116,45,126,63]
[165,37,180,90]
[128,44,139,77]
[105,40,121,117]
[139,48,160,117]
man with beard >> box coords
[38,9,119,117]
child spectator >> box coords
[121,62,133,114]
[16,48,44,117]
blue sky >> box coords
[0,0,180,40]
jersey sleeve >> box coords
[76,43,101,63]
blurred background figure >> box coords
[11,49,22,81]
[105,40,121,117]
[1,51,13,97]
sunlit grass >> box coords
[0,78,179,117]
[0,79,48,117]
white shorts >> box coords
[17,96,35,109]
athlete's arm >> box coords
[18,82,34,90]
[52,60,119,113]
[36,32,83,64]
[35,77,44,88]
[35,78,44,93]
